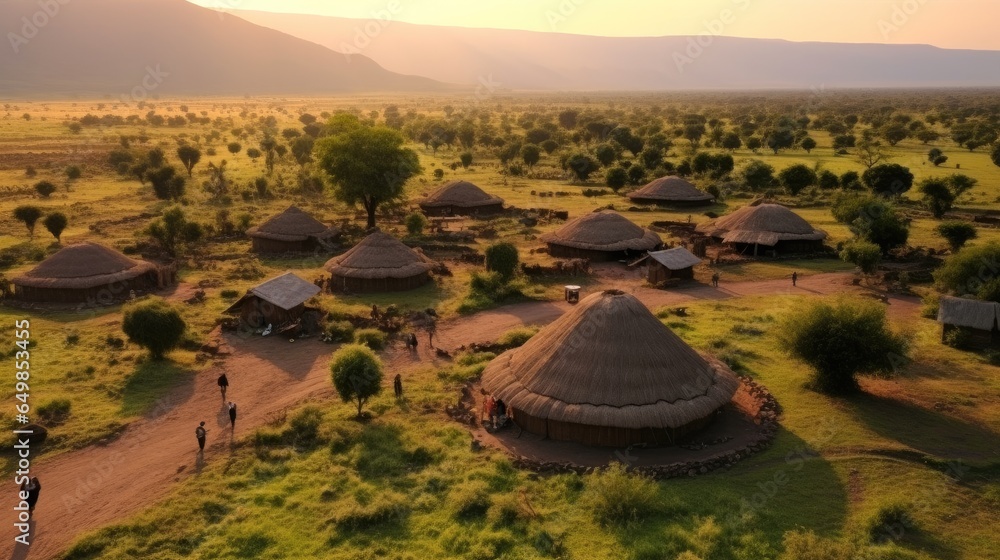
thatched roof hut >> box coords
[540,210,661,261]
[937,296,1000,349]
[646,247,702,283]
[12,242,170,303]
[482,290,740,447]
[696,202,826,255]
[324,231,434,293]
[419,180,504,217]
[628,176,715,206]
[247,206,339,254]
[225,272,321,330]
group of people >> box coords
[313,275,336,293]
[481,391,509,430]
[196,373,239,452]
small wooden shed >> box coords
[937,296,1000,350]
[645,247,702,284]
[225,272,321,330]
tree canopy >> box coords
[330,344,384,418]
[934,242,1000,301]
[315,126,422,228]
[122,298,186,360]
[862,163,914,197]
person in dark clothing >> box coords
[406,332,418,351]
[228,402,237,430]
[371,304,380,323]
[22,477,40,514]
[217,373,229,401]
[711,272,720,288]
[196,421,207,451]
[393,374,403,399]
[792,271,798,287]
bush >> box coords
[353,328,387,351]
[34,181,57,198]
[919,292,939,319]
[65,165,82,180]
[934,242,1000,300]
[484,242,519,281]
[324,320,355,343]
[936,221,977,252]
[944,328,972,349]
[779,298,908,394]
[121,298,186,360]
[330,344,384,417]
[220,289,239,299]
[498,327,537,348]
[865,502,916,544]
[840,239,882,275]
[469,271,523,303]
[404,212,427,236]
[37,399,71,425]
[584,463,660,525]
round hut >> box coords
[540,210,661,261]
[419,180,505,217]
[324,231,434,293]
[696,202,827,256]
[627,176,715,206]
[12,242,165,303]
[247,206,339,254]
[482,290,740,447]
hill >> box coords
[0,0,443,97]
[234,9,1000,90]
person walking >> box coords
[228,402,237,430]
[393,374,403,399]
[196,421,207,451]
[427,320,437,348]
[711,272,720,288]
[217,373,229,401]
[791,271,798,287]
[22,477,40,515]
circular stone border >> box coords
[447,374,781,480]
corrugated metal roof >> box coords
[937,296,1000,330]
[648,247,702,270]
[249,272,321,310]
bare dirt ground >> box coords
[3,271,919,559]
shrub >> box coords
[34,181,57,198]
[944,328,971,349]
[865,502,916,544]
[484,242,519,281]
[220,289,239,299]
[353,328,387,351]
[934,242,1000,300]
[840,239,882,275]
[405,212,427,236]
[779,298,908,394]
[121,298,186,360]
[37,399,71,425]
[330,344,384,418]
[65,165,82,180]
[498,327,537,348]
[936,221,977,252]
[584,463,660,525]
[919,292,939,319]
[324,320,355,343]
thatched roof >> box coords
[247,206,338,242]
[419,180,504,209]
[324,231,434,280]
[12,242,157,290]
[937,296,1000,331]
[628,176,714,203]
[648,247,702,270]
[540,210,661,252]
[481,290,740,430]
[695,203,826,246]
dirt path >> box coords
[3,272,918,559]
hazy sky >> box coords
[189,0,1000,50]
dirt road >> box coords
[3,272,917,559]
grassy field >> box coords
[0,93,998,558]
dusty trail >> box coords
[3,272,917,559]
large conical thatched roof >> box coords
[247,206,339,242]
[324,232,434,280]
[13,242,157,290]
[628,176,714,203]
[419,180,504,209]
[482,290,739,430]
[540,210,661,252]
[695,203,826,246]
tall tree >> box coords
[13,206,43,238]
[176,145,201,177]
[315,126,421,229]
[43,212,68,242]
[330,344,384,418]
[862,164,913,197]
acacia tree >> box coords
[780,298,908,394]
[176,145,201,177]
[936,221,977,252]
[918,178,955,218]
[315,126,421,228]
[13,206,42,238]
[330,344,384,418]
[778,164,817,195]
[43,212,68,242]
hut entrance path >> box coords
[7,271,918,559]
